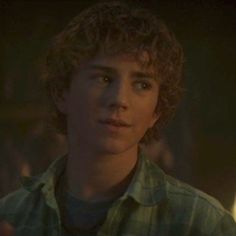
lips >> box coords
[99,118,131,127]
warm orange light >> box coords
[231,193,236,221]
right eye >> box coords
[91,75,112,86]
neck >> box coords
[65,145,139,202]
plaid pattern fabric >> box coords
[0,153,235,236]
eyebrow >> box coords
[88,65,155,79]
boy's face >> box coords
[56,52,160,155]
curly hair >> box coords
[41,1,184,144]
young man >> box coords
[0,2,235,235]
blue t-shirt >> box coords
[60,190,115,235]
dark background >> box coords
[0,0,236,213]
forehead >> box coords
[80,51,156,75]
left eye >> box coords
[97,75,111,83]
[134,81,152,90]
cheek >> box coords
[134,112,155,131]
[134,99,158,128]
[68,90,101,125]
[137,97,157,116]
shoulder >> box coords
[0,184,43,226]
[146,158,226,215]
[165,174,225,215]
[0,187,31,219]
[164,172,236,234]
[145,159,236,234]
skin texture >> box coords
[54,53,160,201]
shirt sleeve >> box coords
[211,213,236,236]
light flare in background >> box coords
[232,192,236,221]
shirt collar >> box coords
[21,156,67,211]
[21,152,168,206]
[21,155,67,192]
[123,151,168,206]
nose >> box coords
[105,80,130,111]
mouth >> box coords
[98,118,131,128]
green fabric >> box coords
[0,153,235,236]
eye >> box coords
[134,80,152,90]
[100,76,111,83]
[91,74,112,85]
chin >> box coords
[96,140,137,156]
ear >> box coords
[51,88,68,114]
[148,111,161,128]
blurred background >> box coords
[0,0,235,217]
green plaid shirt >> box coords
[0,153,235,235]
